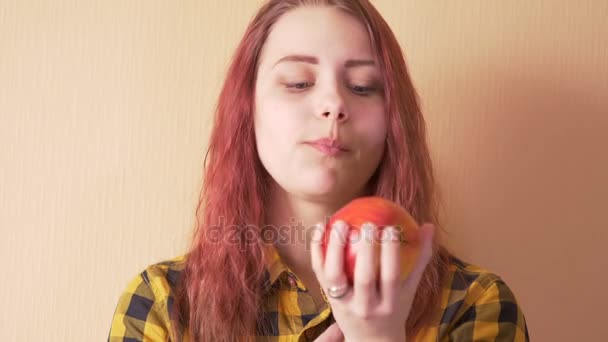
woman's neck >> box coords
[264,185,345,275]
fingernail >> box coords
[381,227,390,241]
[387,227,401,242]
[361,222,374,237]
[333,220,347,234]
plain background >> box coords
[1,0,607,341]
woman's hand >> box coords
[310,221,435,342]
[314,322,344,341]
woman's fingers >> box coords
[379,226,402,306]
[353,222,380,313]
[310,222,326,276]
[323,221,350,290]
[312,220,435,316]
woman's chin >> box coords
[300,174,343,197]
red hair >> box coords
[171,0,451,340]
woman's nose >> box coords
[320,110,348,122]
[317,87,349,123]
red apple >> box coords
[321,196,421,286]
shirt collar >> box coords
[261,242,331,307]
[263,242,289,286]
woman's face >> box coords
[254,6,387,203]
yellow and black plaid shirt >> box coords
[108,245,529,341]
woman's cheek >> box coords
[354,109,387,145]
[257,104,303,159]
[270,99,308,133]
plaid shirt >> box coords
[108,245,529,341]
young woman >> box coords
[108,1,529,341]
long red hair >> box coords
[171,0,451,340]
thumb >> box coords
[314,322,344,342]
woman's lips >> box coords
[308,143,346,156]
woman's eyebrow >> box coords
[272,54,375,69]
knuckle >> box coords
[353,306,372,320]
[378,302,395,315]
[324,270,343,283]
[357,277,374,289]
[381,274,401,285]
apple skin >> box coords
[321,196,421,286]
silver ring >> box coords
[327,284,349,299]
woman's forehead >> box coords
[259,6,376,68]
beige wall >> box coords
[1,1,606,341]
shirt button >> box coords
[288,275,297,287]
[305,329,315,340]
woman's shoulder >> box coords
[143,254,187,279]
[137,254,187,298]
[446,254,503,292]
[107,255,188,341]
[435,254,530,341]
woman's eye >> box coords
[282,81,378,96]
[284,81,314,90]
[351,85,376,96]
